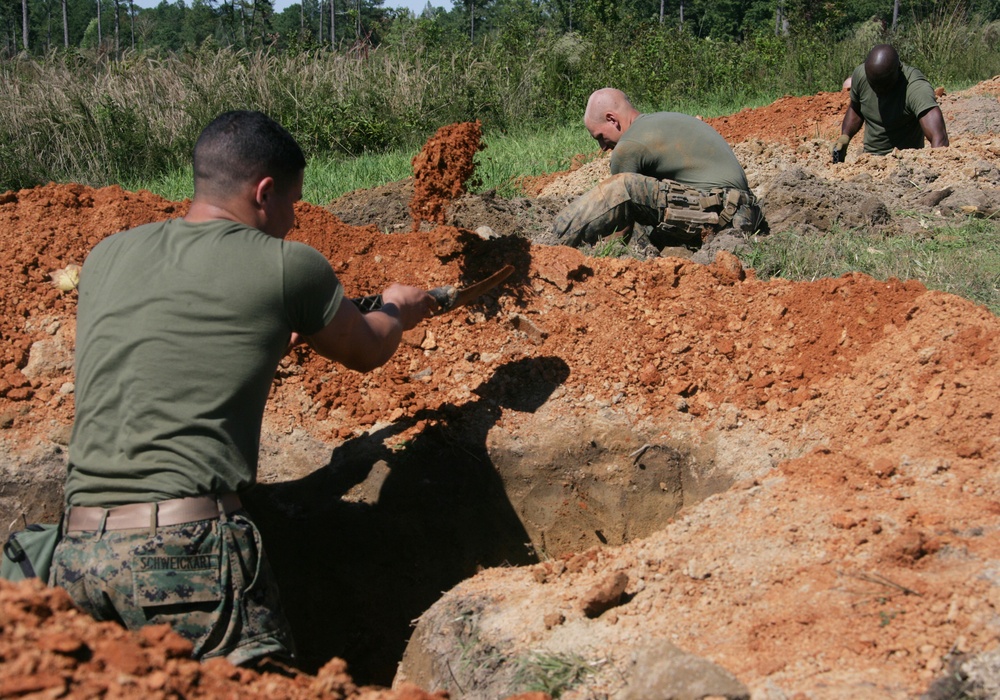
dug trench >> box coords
[245,402,741,682]
[0,80,998,699]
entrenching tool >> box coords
[350,265,514,315]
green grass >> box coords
[511,651,600,698]
[304,150,415,203]
[124,165,195,202]
[125,122,599,204]
[593,236,631,258]
[473,124,599,198]
[739,217,1000,315]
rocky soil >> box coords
[0,79,998,699]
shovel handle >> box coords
[351,286,458,315]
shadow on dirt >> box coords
[424,225,536,312]
[243,356,571,684]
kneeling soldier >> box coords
[554,88,767,251]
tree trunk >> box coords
[659,0,664,24]
[330,0,334,48]
[129,0,135,48]
[891,0,899,31]
[469,0,474,42]
[113,0,119,54]
[248,0,257,42]
[319,0,323,44]
[678,0,683,28]
[62,0,69,46]
[21,0,28,50]
[97,0,102,48]
[222,0,234,45]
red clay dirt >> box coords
[0,83,998,699]
[408,121,485,230]
[705,89,850,147]
[0,579,445,700]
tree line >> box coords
[5,0,1000,56]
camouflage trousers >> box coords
[552,172,767,249]
[49,509,294,666]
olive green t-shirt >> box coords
[66,219,343,507]
[610,112,750,193]
[849,64,940,155]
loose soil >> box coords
[0,79,998,700]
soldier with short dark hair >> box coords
[50,110,437,667]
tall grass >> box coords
[896,10,1000,83]
[3,12,998,193]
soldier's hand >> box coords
[380,284,438,330]
[832,134,851,163]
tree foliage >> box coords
[4,0,1000,55]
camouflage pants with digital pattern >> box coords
[552,172,765,249]
[49,510,294,666]
[552,173,662,247]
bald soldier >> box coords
[833,44,949,161]
[553,88,766,253]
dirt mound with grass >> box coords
[1,82,999,699]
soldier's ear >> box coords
[606,112,620,129]
[254,176,276,207]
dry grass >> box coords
[0,44,531,190]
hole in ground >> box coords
[247,400,733,686]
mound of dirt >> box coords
[704,90,849,147]
[1,80,999,699]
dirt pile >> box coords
[704,89,849,147]
[0,80,998,699]
[0,578,445,699]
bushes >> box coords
[0,50,194,190]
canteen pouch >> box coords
[2,523,61,582]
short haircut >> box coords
[193,111,306,198]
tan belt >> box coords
[66,493,242,532]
